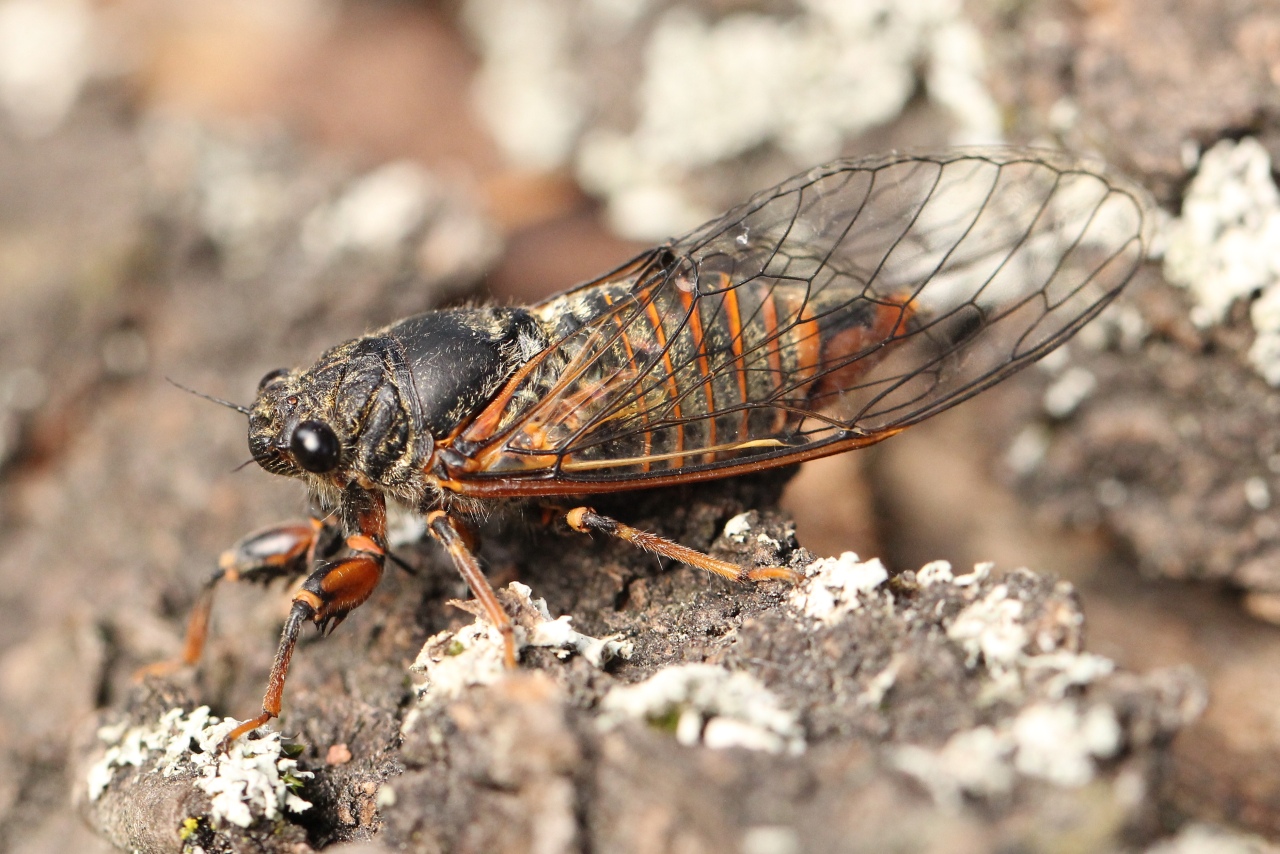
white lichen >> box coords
[789,551,888,625]
[1005,426,1050,476]
[893,725,1015,807]
[722,512,754,543]
[721,511,787,551]
[884,558,1131,802]
[947,582,1030,671]
[410,611,510,700]
[463,0,1000,240]
[1011,702,1122,787]
[1245,476,1272,511]
[1144,823,1279,854]
[139,120,296,280]
[527,608,634,668]
[894,698,1121,806]
[754,532,780,551]
[461,0,587,171]
[915,559,954,587]
[584,0,1000,238]
[0,0,92,137]
[1163,138,1280,384]
[857,656,902,708]
[87,706,312,829]
[1042,365,1097,419]
[410,581,632,703]
[597,663,805,755]
[940,569,1112,699]
[741,825,802,854]
[952,561,992,587]
[301,161,438,261]
[1022,650,1116,700]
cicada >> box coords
[156,148,1154,743]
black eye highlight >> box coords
[290,421,341,473]
[258,368,289,391]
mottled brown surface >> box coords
[75,487,1208,853]
[974,0,1280,835]
[3,1,1280,852]
[982,0,1280,203]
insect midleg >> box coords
[135,518,334,680]
[426,511,517,668]
[223,487,388,747]
[564,507,801,583]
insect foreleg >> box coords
[564,507,801,583]
[136,518,336,680]
[426,510,518,669]
[223,487,388,747]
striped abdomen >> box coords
[456,265,912,480]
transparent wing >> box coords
[451,148,1155,490]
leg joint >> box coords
[566,506,612,534]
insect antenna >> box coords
[165,376,252,416]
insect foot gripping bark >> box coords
[149,148,1154,746]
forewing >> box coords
[455,148,1154,487]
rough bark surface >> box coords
[3,1,1280,852]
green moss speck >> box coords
[282,770,309,792]
[178,817,200,841]
[647,707,682,733]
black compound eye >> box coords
[290,420,340,473]
[258,368,289,391]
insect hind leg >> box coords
[564,507,801,583]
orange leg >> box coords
[565,507,802,583]
[135,519,334,680]
[427,510,518,669]
[223,489,388,747]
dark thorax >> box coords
[248,306,551,510]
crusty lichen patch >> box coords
[829,557,1170,799]
[462,0,1001,239]
[720,510,1192,807]
[87,706,312,829]
[892,699,1124,807]
[788,550,889,624]
[597,663,805,755]
[408,581,633,704]
[1164,137,1280,384]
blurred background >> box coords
[2,0,1280,850]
